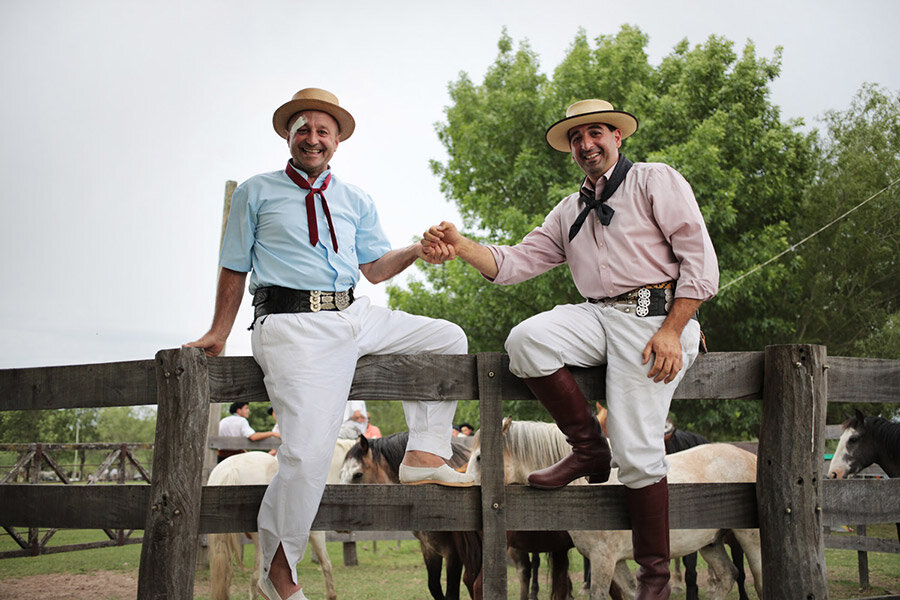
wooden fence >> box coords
[1,345,899,599]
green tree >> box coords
[389,27,817,437]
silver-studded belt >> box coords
[252,286,354,319]
[588,281,695,319]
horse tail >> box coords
[548,549,572,600]
[208,460,248,600]
[209,531,243,600]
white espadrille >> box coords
[258,576,308,600]
[399,463,474,487]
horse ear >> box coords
[502,416,513,435]
[854,408,866,425]
[358,434,369,453]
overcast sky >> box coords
[1,0,898,368]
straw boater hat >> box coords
[545,99,638,152]
[272,87,356,140]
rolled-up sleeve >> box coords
[219,184,255,273]
[487,208,568,285]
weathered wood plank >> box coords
[138,348,210,600]
[479,352,508,600]
[4,479,897,532]
[757,345,829,600]
[0,359,157,411]
[828,356,900,404]
[0,485,152,528]
[822,478,900,526]
[207,436,280,450]
[824,534,900,554]
[4,352,897,411]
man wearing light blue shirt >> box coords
[187,88,471,600]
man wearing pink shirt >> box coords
[424,99,718,600]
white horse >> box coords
[209,439,354,600]
[467,419,764,600]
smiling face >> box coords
[568,122,622,184]
[287,110,340,180]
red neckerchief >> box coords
[284,162,338,252]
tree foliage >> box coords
[389,27,823,437]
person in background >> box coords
[217,401,280,463]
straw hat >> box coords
[545,99,638,152]
[272,88,356,140]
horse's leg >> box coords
[444,551,463,600]
[726,534,748,600]
[251,533,261,600]
[732,529,763,598]
[507,547,530,600]
[419,541,446,600]
[683,552,699,600]
[587,550,618,600]
[609,560,635,600]
[529,552,540,600]
[698,540,737,600]
[583,555,591,592]
[309,531,337,600]
[670,556,685,596]
[549,550,571,600]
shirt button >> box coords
[601,265,608,269]
[598,243,604,247]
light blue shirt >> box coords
[219,163,392,294]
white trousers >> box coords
[505,302,700,489]
[251,296,467,584]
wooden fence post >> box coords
[477,352,507,600]
[757,344,828,599]
[138,348,211,599]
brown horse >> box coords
[339,432,480,600]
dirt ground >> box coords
[0,571,211,600]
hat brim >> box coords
[545,110,638,152]
[273,99,356,140]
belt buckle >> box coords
[636,288,651,317]
[335,290,351,310]
[320,292,337,311]
[310,290,321,312]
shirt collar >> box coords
[287,161,332,187]
[580,162,617,199]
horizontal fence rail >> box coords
[3,352,899,413]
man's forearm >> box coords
[209,268,248,340]
[360,245,419,284]
[456,238,500,279]
[659,297,703,336]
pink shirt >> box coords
[487,162,719,301]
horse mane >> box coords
[865,416,900,461]
[504,420,570,472]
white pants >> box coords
[505,302,700,489]
[251,296,467,584]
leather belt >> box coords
[253,286,354,319]
[588,281,694,319]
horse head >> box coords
[340,433,399,484]
[828,409,873,479]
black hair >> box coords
[229,401,249,414]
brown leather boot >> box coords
[524,368,612,489]
[626,477,671,600]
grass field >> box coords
[0,526,897,599]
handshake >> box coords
[417,221,498,278]
[419,221,465,265]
